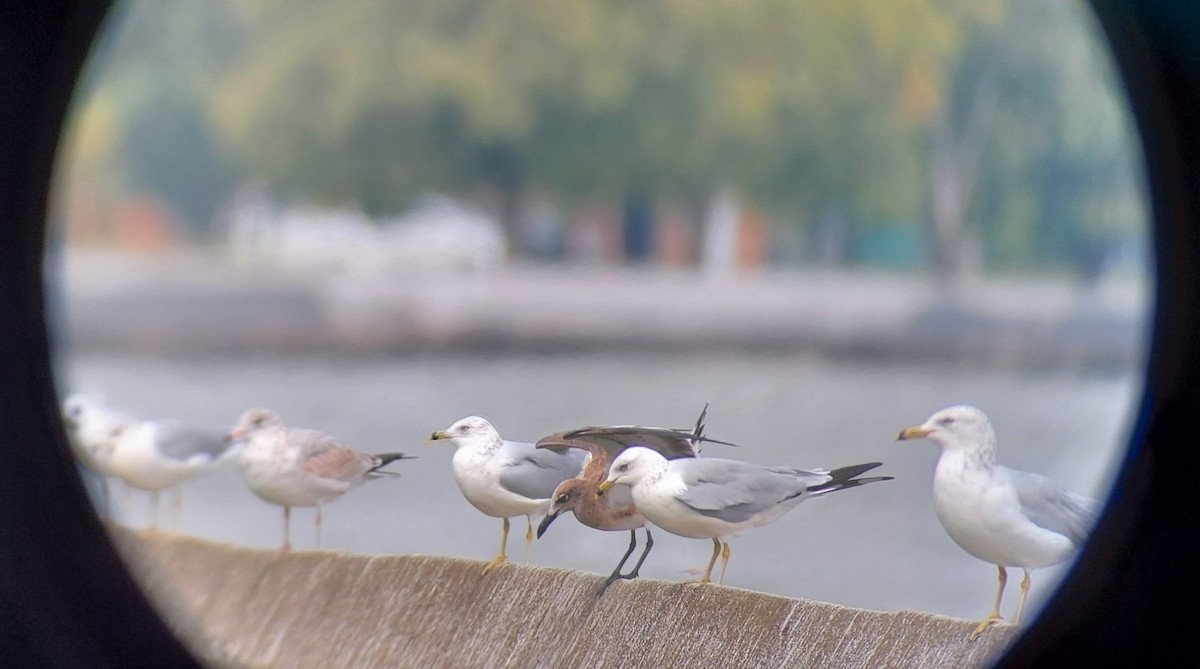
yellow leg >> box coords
[524,516,534,565]
[717,541,732,585]
[969,565,1008,641]
[697,538,722,584]
[483,517,511,574]
[1014,569,1032,625]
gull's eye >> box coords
[253,417,264,427]
[940,417,955,426]
[617,463,629,472]
[459,424,470,433]
[556,493,569,504]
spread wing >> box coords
[561,426,704,459]
[537,425,711,463]
[537,402,734,462]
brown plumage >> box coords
[535,404,731,593]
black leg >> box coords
[597,529,640,595]
[621,527,654,579]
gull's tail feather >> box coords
[370,452,417,474]
[809,462,893,495]
[691,401,709,455]
[691,402,709,444]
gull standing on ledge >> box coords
[429,416,586,574]
[600,447,891,585]
[106,413,234,530]
[897,405,1100,641]
[536,403,734,593]
[61,394,134,509]
[232,408,414,553]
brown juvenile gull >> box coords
[536,404,733,593]
[897,404,1100,640]
[600,448,891,585]
[231,408,414,553]
[429,415,588,574]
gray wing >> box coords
[674,458,829,524]
[1011,469,1100,546]
[561,425,735,457]
[554,427,700,461]
[497,440,587,500]
[151,420,232,461]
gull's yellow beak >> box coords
[896,425,932,441]
[428,430,452,444]
[597,480,615,494]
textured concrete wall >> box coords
[114,530,1018,668]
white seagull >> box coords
[429,416,587,574]
[61,393,134,506]
[599,447,891,585]
[106,413,234,529]
[897,405,1101,640]
[231,408,414,553]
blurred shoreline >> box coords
[51,248,1149,371]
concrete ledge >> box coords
[114,530,1019,668]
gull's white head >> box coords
[61,393,110,430]
[61,393,90,426]
[429,415,502,448]
[60,394,127,468]
[231,408,285,441]
[897,405,997,455]
[599,446,668,491]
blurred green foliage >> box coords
[63,0,1144,272]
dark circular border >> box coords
[0,1,1196,666]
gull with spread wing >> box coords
[536,403,734,593]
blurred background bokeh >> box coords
[48,0,1148,623]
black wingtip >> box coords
[372,452,416,471]
[692,402,710,442]
[826,462,883,484]
[808,463,892,494]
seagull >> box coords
[60,394,134,507]
[231,408,414,553]
[536,403,734,593]
[429,416,587,574]
[897,405,1101,640]
[600,447,891,585]
[106,413,234,529]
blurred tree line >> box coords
[61,0,1145,278]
